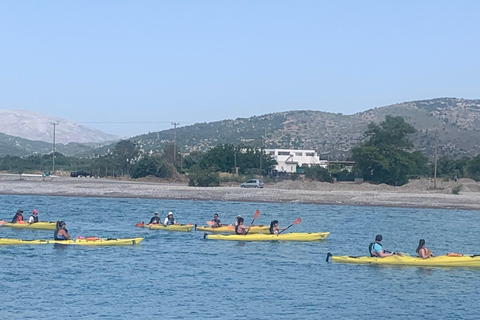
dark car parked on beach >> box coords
[70,170,92,178]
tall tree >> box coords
[466,154,480,181]
[352,115,427,186]
[114,140,139,175]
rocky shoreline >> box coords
[0,174,479,210]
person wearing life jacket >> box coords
[211,213,223,228]
[269,220,286,235]
[28,209,39,224]
[163,212,176,226]
[235,217,251,235]
[149,212,161,224]
[54,221,71,240]
[11,210,24,223]
[416,239,434,259]
[369,235,395,257]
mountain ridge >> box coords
[0,109,120,144]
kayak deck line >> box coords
[195,225,269,234]
[0,237,144,246]
[205,232,329,242]
[0,221,57,230]
[136,223,194,232]
[326,252,480,267]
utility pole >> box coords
[433,129,438,189]
[50,122,59,174]
[171,122,179,166]
[260,128,266,176]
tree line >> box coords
[0,115,479,186]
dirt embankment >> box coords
[0,174,479,210]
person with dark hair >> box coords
[235,217,251,235]
[54,221,71,240]
[234,215,242,226]
[11,210,24,223]
[149,212,161,224]
[269,220,286,235]
[369,235,396,257]
[416,239,434,259]
[211,213,223,228]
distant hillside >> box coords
[0,132,96,157]
[3,98,480,159]
[0,109,119,144]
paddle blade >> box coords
[206,221,214,226]
[253,209,260,220]
[227,225,235,230]
[135,222,144,227]
[293,217,302,225]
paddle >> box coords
[278,217,302,234]
[244,209,260,235]
[135,222,145,227]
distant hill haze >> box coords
[0,109,119,144]
[129,97,480,160]
[1,98,480,159]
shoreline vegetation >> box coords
[1,174,480,211]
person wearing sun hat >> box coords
[28,209,39,224]
[163,212,176,226]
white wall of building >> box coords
[265,149,326,173]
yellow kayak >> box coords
[196,225,269,234]
[135,223,194,232]
[0,237,143,246]
[327,253,480,267]
[205,232,329,242]
[57,237,144,246]
[0,221,57,230]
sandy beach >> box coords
[1,173,479,210]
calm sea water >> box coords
[1,194,479,320]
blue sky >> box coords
[1,1,479,137]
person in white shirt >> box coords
[29,209,39,224]
[164,212,176,226]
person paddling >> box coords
[416,239,434,259]
[211,213,223,228]
[149,212,161,224]
[235,217,251,235]
[369,235,396,257]
[269,220,286,235]
[164,212,176,226]
[29,209,39,224]
[54,221,71,240]
[234,215,242,226]
[11,210,24,223]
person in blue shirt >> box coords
[369,234,396,257]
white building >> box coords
[265,149,327,173]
